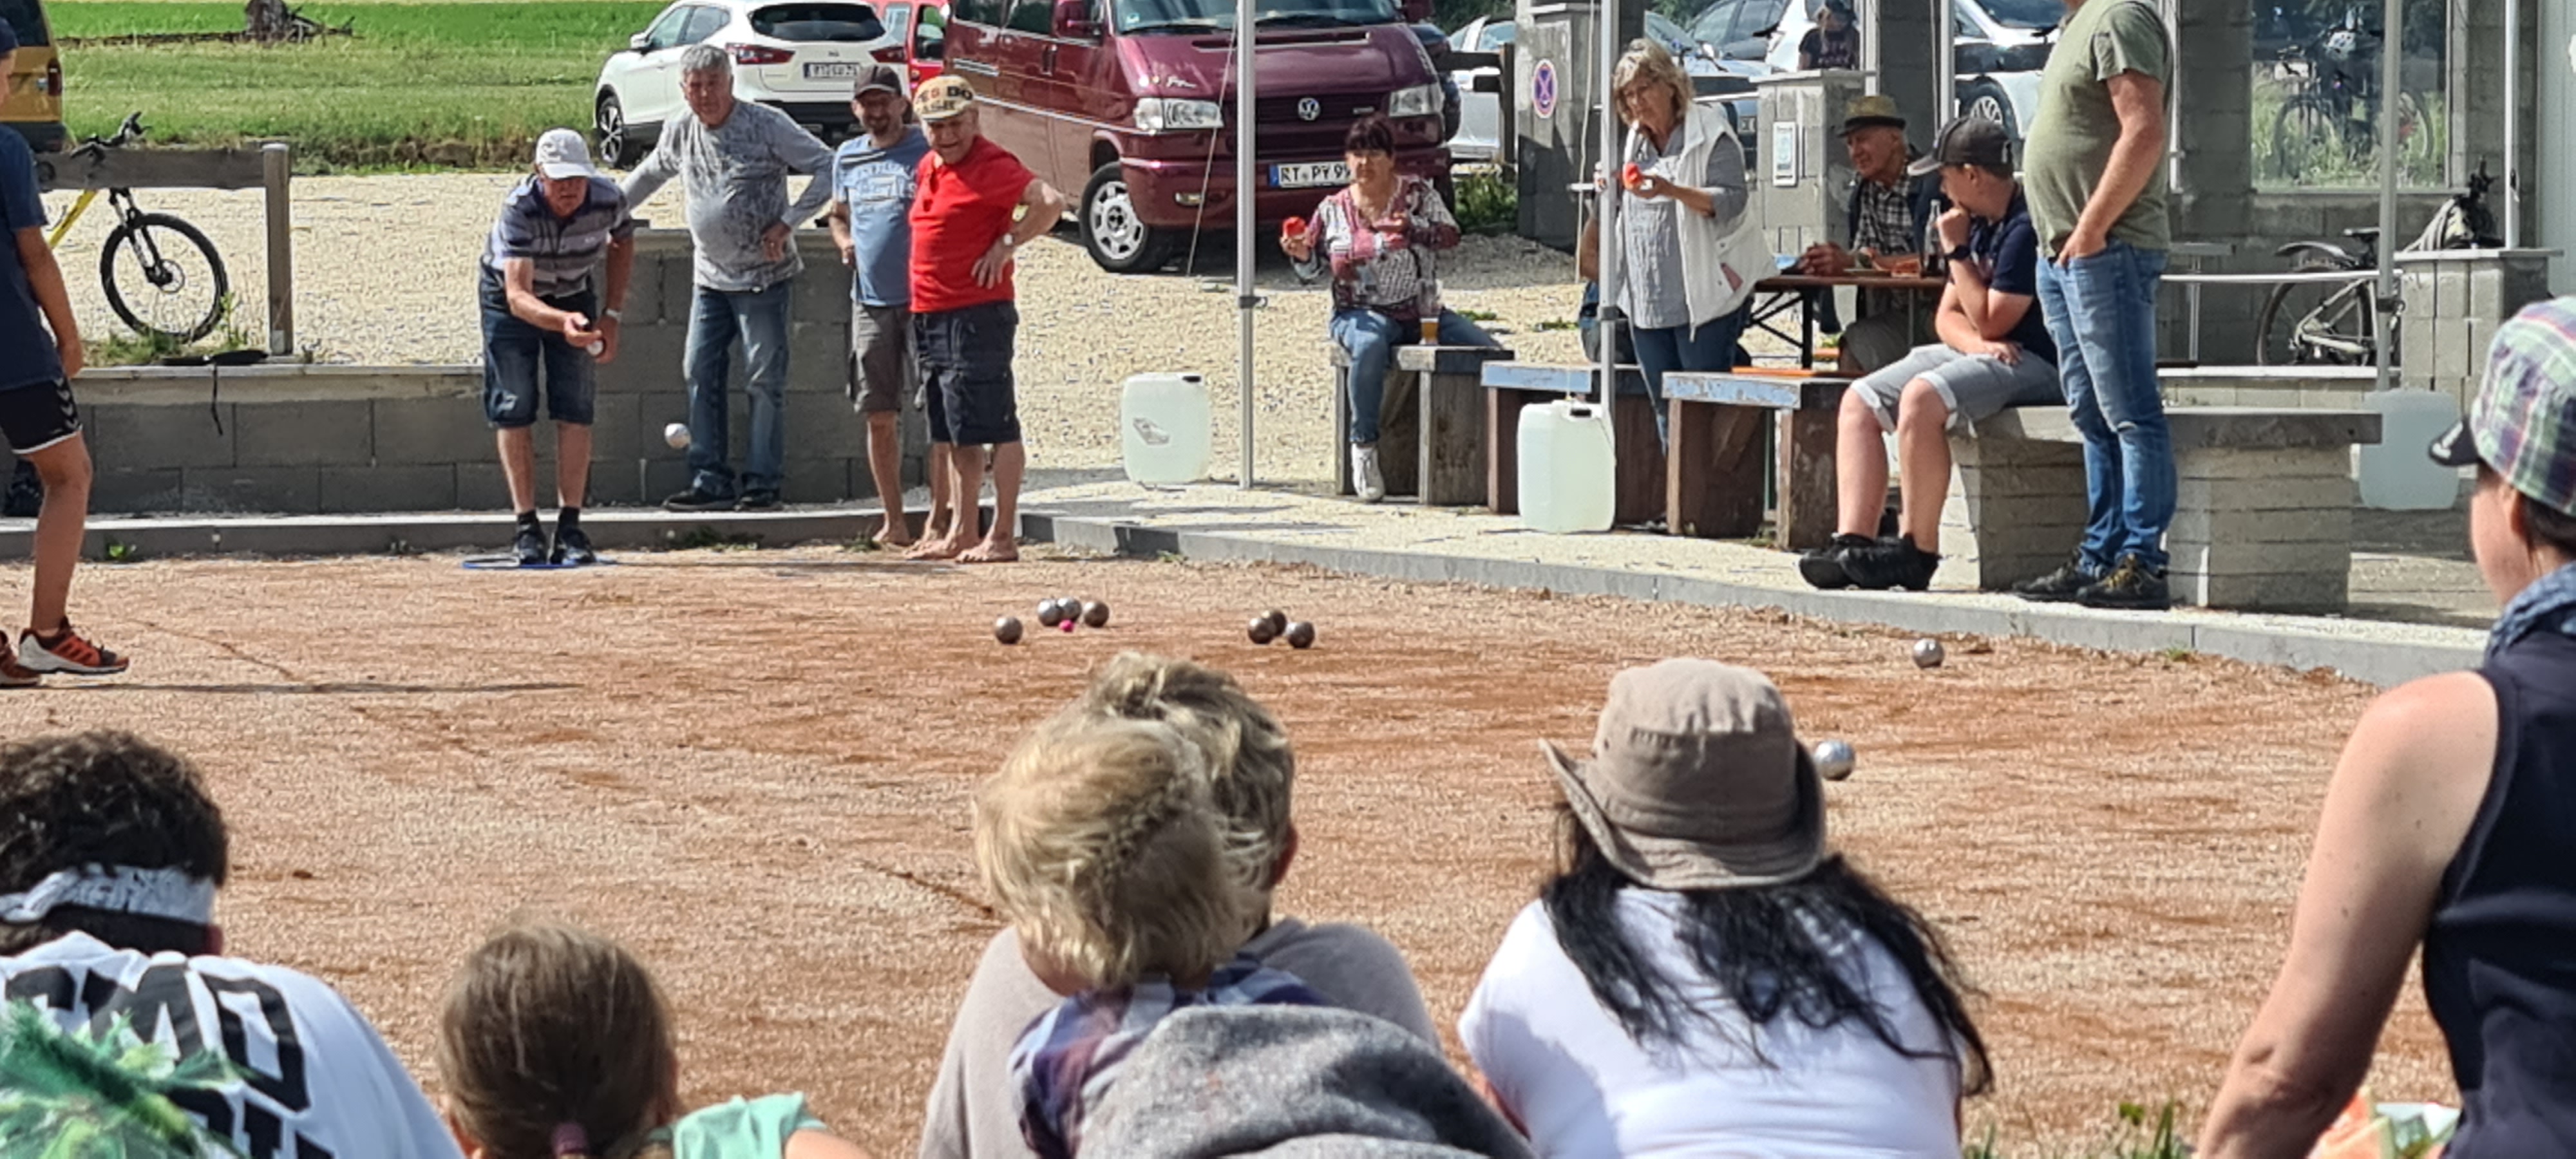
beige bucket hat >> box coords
[1543,659,1826,890]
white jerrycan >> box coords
[1120,373,1212,485]
[1517,398,1618,532]
[2358,390,2463,511]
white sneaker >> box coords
[1352,444,1386,503]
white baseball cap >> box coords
[533,128,599,180]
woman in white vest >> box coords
[1605,39,1771,446]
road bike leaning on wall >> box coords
[2253,160,2501,367]
[44,113,231,344]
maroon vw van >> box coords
[944,0,1450,272]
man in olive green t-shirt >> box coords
[2015,0,2176,611]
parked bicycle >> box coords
[2253,160,2501,366]
[2266,8,2423,183]
[44,113,232,344]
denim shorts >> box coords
[913,301,1020,446]
[479,266,598,428]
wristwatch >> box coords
[1946,245,1973,267]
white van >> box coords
[1684,0,2064,150]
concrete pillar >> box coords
[1514,0,1643,250]
[2543,0,2575,292]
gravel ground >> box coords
[46,173,1617,484]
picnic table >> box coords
[1747,272,1947,368]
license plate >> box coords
[1271,162,1349,189]
[804,62,863,79]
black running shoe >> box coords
[1839,535,1942,592]
[2079,554,2174,610]
[2012,556,2098,603]
[513,522,551,567]
[1797,534,1877,590]
[736,489,782,512]
[663,486,734,512]
[553,523,597,566]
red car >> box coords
[871,0,948,89]
[944,0,1449,273]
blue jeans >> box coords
[1330,308,1499,445]
[684,281,794,496]
[2036,240,2172,572]
[1631,305,1750,446]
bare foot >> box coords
[872,515,916,549]
[907,535,971,561]
[957,536,1020,564]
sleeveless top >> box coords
[2423,628,2576,1156]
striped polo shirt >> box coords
[481,175,635,299]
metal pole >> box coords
[1935,0,1954,123]
[261,142,292,356]
[1595,0,1620,406]
[2374,0,2401,392]
[2505,0,2520,247]
[1235,0,1256,487]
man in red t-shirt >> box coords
[903,77,1068,564]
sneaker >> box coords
[0,650,39,689]
[1797,533,1877,590]
[19,622,129,677]
[1352,444,1386,503]
[513,522,551,567]
[663,486,733,512]
[1839,535,1942,592]
[2078,554,2174,611]
[553,522,597,566]
[735,489,782,512]
[2012,557,2098,603]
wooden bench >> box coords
[1479,363,1665,526]
[1330,344,1517,504]
[1661,370,1852,549]
[1942,406,2383,611]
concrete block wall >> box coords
[1936,433,2088,591]
[2398,250,2556,408]
[2166,447,2355,611]
[74,229,928,516]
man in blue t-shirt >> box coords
[825,65,943,548]
[0,22,129,686]
[1803,116,2063,592]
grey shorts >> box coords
[849,301,917,415]
[1851,343,2061,434]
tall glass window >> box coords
[2251,0,2450,189]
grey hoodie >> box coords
[1083,1006,1533,1159]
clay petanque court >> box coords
[0,545,2453,1154]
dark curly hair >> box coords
[0,731,229,957]
[1344,113,1396,156]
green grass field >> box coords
[52,0,667,169]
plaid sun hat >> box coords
[2430,296,2576,518]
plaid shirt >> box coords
[1010,955,1324,1159]
[1851,175,1920,319]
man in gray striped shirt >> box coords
[479,128,636,566]
[621,42,836,512]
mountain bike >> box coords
[44,113,232,344]
[2265,9,2424,183]
[2253,160,2501,366]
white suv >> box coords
[596,0,891,167]
[1687,0,2064,152]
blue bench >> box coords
[1661,370,1852,549]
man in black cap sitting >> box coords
[1794,93,1942,377]
[1802,116,2061,593]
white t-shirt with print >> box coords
[1460,892,1964,1158]
[1,931,464,1159]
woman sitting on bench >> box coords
[1285,115,1499,504]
